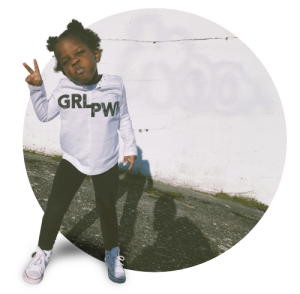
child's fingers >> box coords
[124,155,136,170]
[128,161,134,170]
[25,75,32,84]
[23,62,34,74]
[24,74,32,85]
[34,59,40,74]
[128,156,135,170]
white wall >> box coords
[23,9,286,205]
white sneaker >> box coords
[22,246,52,284]
[104,247,126,283]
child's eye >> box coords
[62,51,84,66]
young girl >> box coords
[22,19,137,284]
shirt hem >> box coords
[62,152,119,176]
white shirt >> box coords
[28,74,137,175]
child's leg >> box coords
[91,163,119,250]
[38,159,86,250]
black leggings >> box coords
[38,159,119,251]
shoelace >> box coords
[107,254,125,267]
[30,255,44,272]
[28,252,47,273]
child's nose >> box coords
[71,58,80,66]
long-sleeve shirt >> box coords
[28,74,137,175]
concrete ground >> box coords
[24,151,265,272]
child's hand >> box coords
[23,59,43,87]
[123,155,137,171]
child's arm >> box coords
[24,59,60,122]
[119,80,137,170]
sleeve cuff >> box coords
[28,83,44,90]
[123,147,138,157]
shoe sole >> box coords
[108,270,126,284]
[22,270,43,285]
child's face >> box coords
[55,36,101,85]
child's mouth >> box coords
[76,67,84,74]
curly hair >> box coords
[46,19,103,73]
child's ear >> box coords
[95,48,101,63]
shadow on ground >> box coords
[24,150,265,272]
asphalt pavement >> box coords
[24,151,265,272]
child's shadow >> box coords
[117,146,153,267]
[128,197,217,272]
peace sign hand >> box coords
[23,59,43,87]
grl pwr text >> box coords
[58,93,119,117]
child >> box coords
[22,19,137,284]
